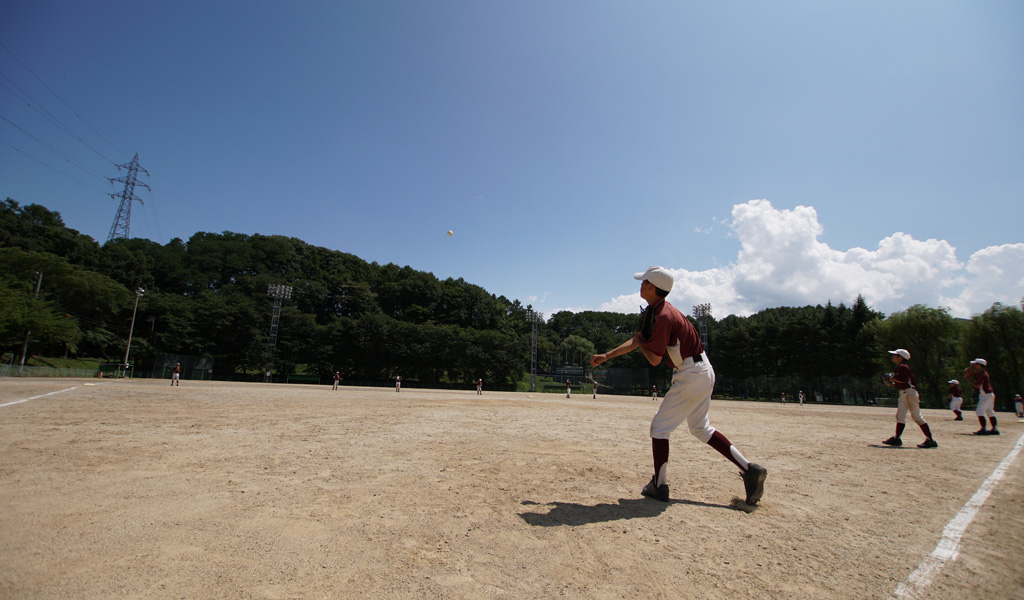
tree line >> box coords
[2,199,1022,407]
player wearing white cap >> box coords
[947,379,963,420]
[964,359,999,435]
[1015,393,1023,418]
[590,266,767,506]
[881,349,937,448]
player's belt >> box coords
[672,352,705,372]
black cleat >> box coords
[742,463,767,505]
[918,439,938,449]
[973,429,989,436]
[641,476,670,502]
[882,436,902,446]
[989,429,1000,436]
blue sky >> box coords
[2,1,1022,320]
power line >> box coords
[0,137,112,194]
[0,72,116,167]
[0,40,123,163]
[0,113,111,184]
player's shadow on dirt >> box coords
[518,497,736,527]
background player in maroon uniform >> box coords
[882,349,937,448]
[964,358,998,435]
[947,379,963,420]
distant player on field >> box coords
[396,375,402,393]
[947,379,963,420]
[590,266,767,506]
[477,378,483,395]
[171,363,181,387]
[565,379,571,398]
[333,371,342,391]
[881,349,937,448]
[964,359,999,435]
[1014,393,1023,418]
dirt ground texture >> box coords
[1,378,1022,600]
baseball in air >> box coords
[447,230,453,237]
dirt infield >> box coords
[1,378,1022,600]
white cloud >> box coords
[940,244,1024,316]
[601,199,1024,319]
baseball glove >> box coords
[637,305,656,342]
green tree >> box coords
[961,302,1024,410]
[559,334,596,368]
[0,199,101,268]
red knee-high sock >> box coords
[708,431,745,470]
[920,423,933,440]
[652,438,669,485]
[895,423,906,439]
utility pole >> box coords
[265,284,292,382]
[122,288,144,377]
[18,271,43,372]
[526,309,543,392]
[107,153,150,242]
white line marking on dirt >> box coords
[0,386,79,408]
[892,431,1024,599]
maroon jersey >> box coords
[640,299,703,369]
[949,384,962,397]
[892,363,916,390]
[972,370,994,393]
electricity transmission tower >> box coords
[692,303,712,351]
[107,153,150,242]
[265,284,293,381]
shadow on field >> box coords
[518,497,736,527]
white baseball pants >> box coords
[650,353,716,443]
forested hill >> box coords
[0,199,536,384]
[3,199,1022,405]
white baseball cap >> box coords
[634,265,674,292]
[888,349,911,360]
[970,358,987,366]
[948,379,959,385]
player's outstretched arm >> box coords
[591,334,642,366]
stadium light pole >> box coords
[122,288,144,377]
[692,303,712,351]
[526,309,543,392]
[265,284,293,382]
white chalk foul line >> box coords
[892,430,1024,599]
[0,386,79,408]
